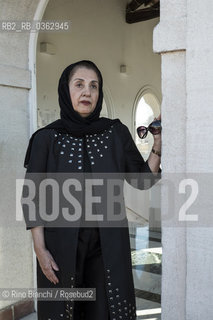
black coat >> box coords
[23,121,160,320]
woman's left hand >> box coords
[147,113,161,173]
[153,113,161,147]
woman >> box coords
[22,60,161,320]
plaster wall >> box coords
[185,1,213,319]
[0,0,48,310]
[154,0,213,319]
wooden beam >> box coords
[126,0,159,12]
[126,0,146,12]
[126,3,159,24]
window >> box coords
[134,90,160,161]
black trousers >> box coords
[73,226,110,320]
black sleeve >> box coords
[121,124,161,190]
[21,129,51,230]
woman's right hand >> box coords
[36,248,59,285]
[31,226,59,284]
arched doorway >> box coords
[27,0,162,318]
[126,86,161,318]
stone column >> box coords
[153,0,213,319]
[185,1,213,319]
[0,0,46,313]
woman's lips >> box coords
[81,101,91,105]
[81,100,91,106]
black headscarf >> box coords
[24,60,120,168]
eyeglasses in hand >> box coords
[137,120,161,139]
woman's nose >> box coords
[83,85,91,96]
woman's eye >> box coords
[91,84,98,89]
[76,83,83,88]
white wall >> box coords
[0,0,44,309]
[154,0,213,319]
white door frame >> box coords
[28,0,50,311]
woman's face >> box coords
[68,67,99,118]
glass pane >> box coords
[130,91,161,318]
[128,220,162,319]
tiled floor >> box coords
[21,213,162,320]
[128,220,162,320]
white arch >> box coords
[28,0,50,135]
[29,3,115,133]
[28,0,50,310]
[132,84,161,135]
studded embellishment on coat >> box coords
[53,125,114,169]
[64,275,75,319]
[105,268,137,319]
[85,125,113,166]
[54,132,84,170]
